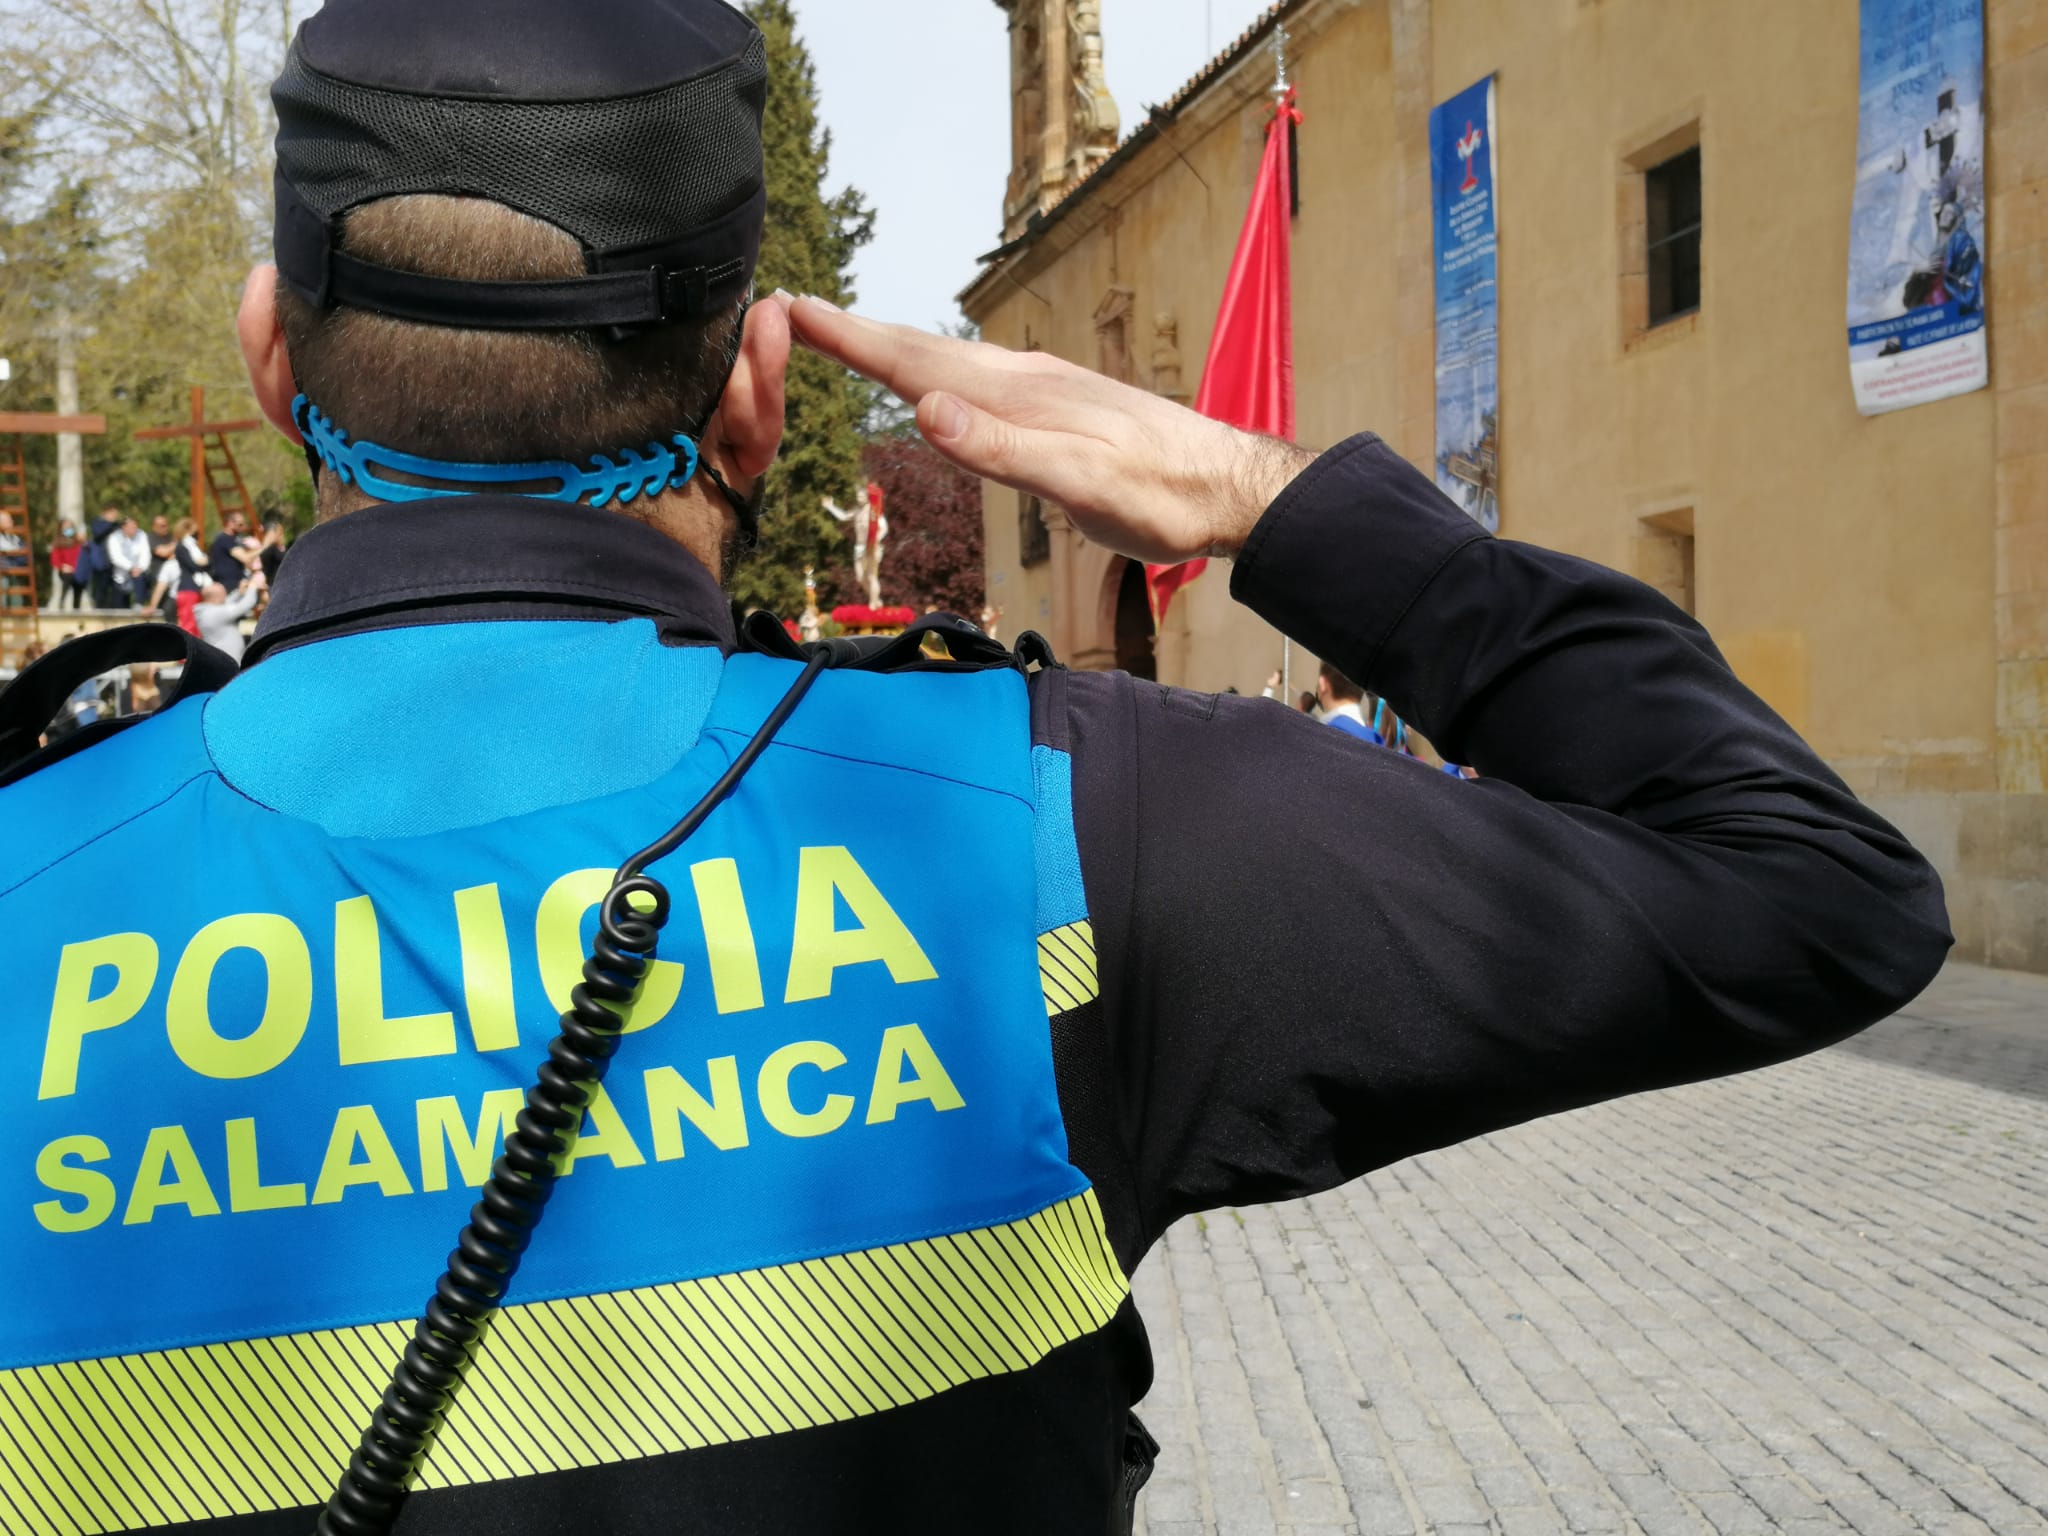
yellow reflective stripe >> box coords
[918,1233,1040,1373]
[158,1344,293,1508]
[701,1270,843,1425]
[0,1190,1128,1531]
[665,1279,804,1434]
[871,1242,1006,1381]
[959,1225,1061,1355]
[128,1351,261,1519]
[588,1291,721,1450]
[8,1365,131,1533]
[613,1284,767,1443]
[810,1249,945,1397]
[0,1375,89,1536]
[527,1297,678,1460]
[853,1244,980,1391]
[1039,921,1100,1015]
[602,1287,752,1445]
[1047,1192,1126,1317]
[468,1306,603,1473]
[733,1267,872,1419]
[77,1356,218,1523]
[223,1336,332,1494]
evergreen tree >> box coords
[733,0,875,615]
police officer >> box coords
[0,1,1947,1532]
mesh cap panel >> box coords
[272,34,766,255]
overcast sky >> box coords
[796,0,1277,331]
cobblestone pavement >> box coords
[1130,963,2048,1536]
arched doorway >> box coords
[1113,558,1156,681]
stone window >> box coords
[1634,508,1695,616]
[1618,118,1702,350]
[1646,146,1702,325]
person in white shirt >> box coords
[107,517,153,608]
[193,572,264,663]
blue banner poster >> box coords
[1430,75,1500,533]
[1848,0,1987,414]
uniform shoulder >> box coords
[706,653,1034,803]
[1034,664,1291,743]
[0,700,214,898]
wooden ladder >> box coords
[203,433,255,531]
[0,435,41,662]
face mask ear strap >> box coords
[688,292,766,553]
[292,293,757,511]
[295,396,705,508]
[698,460,762,554]
[293,396,325,487]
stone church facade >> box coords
[964,0,2048,971]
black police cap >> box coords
[272,0,766,332]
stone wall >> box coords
[1868,791,2048,970]
[1990,1,2048,796]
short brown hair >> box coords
[277,195,743,469]
[1318,661,1364,703]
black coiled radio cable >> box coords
[315,650,831,1536]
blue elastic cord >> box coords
[294,395,701,509]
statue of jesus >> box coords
[823,481,888,608]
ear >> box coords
[711,298,790,481]
[238,264,303,446]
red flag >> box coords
[1148,87,1299,624]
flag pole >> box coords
[1155,10,1299,634]
[1274,23,1291,705]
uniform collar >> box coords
[247,495,734,665]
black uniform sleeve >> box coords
[1062,432,1951,1248]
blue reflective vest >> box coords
[0,632,1121,1530]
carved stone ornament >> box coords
[1151,310,1184,396]
[998,0,1122,237]
[1067,0,1120,180]
[1093,285,1137,385]
[1000,0,1049,236]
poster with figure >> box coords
[1430,75,1501,534]
[1848,0,1987,414]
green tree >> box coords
[731,0,874,615]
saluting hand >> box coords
[774,293,1314,566]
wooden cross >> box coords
[134,387,263,540]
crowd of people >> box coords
[4,506,285,735]
[39,504,280,636]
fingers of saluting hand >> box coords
[911,387,1104,504]
[777,293,1130,524]
[779,294,1103,430]
[771,292,1302,565]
